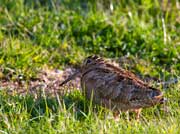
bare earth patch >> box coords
[0,67,81,96]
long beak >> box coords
[59,71,81,86]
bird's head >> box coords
[59,55,101,86]
[82,55,106,69]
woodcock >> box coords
[60,55,165,120]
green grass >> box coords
[0,0,180,133]
[0,87,180,134]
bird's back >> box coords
[81,56,163,111]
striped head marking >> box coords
[82,55,102,67]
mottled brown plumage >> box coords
[60,55,165,120]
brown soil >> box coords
[0,67,81,96]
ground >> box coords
[0,0,180,133]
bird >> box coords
[59,55,165,120]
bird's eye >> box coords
[86,59,91,64]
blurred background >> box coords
[0,0,179,79]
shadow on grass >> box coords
[0,88,169,125]
[0,90,102,122]
[29,91,92,121]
